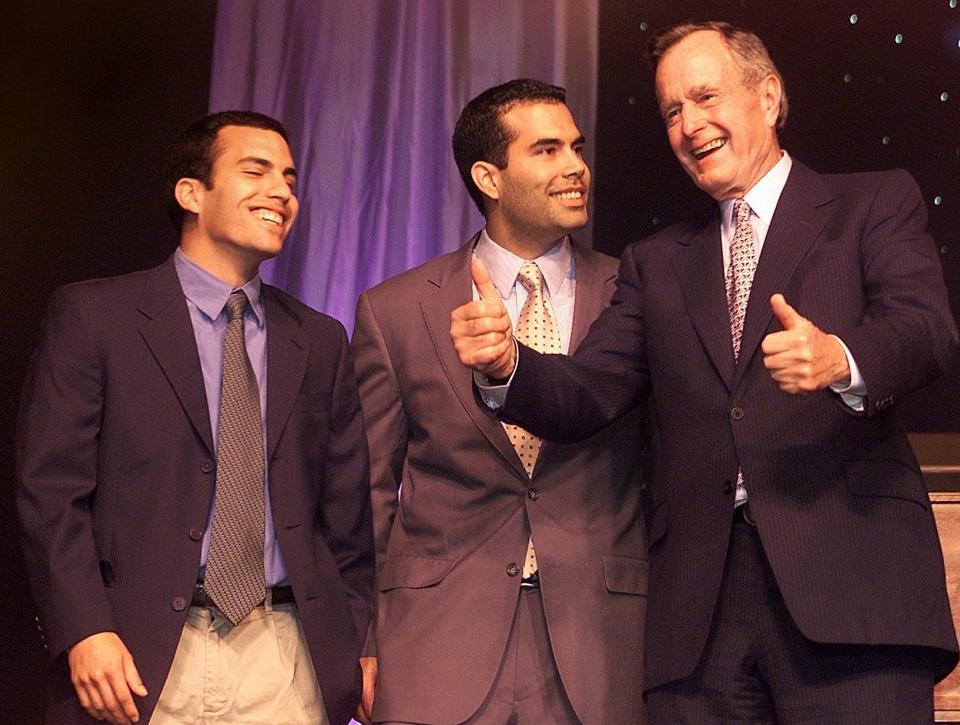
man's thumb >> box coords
[770,293,805,330]
[471,257,502,305]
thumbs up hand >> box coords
[761,294,850,394]
[450,257,516,380]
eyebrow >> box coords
[238,156,298,180]
[529,135,586,150]
[662,83,719,110]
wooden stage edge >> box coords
[917,434,960,720]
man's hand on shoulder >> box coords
[450,257,516,380]
[762,294,850,394]
[68,631,147,724]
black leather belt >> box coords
[520,571,540,590]
[191,582,296,608]
[734,502,757,527]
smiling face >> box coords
[478,101,589,257]
[177,124,299,284]
[655,30,782,201]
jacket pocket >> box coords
[378,555,455,592]
[844,458,930,508]
[603,555,648,595]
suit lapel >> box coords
[673,218,738,390]
[568,239,615,353]
[734,162,835,387]
[138,257,215,456]
[263,287,309,460]
[420,239,528,479]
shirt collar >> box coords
[174,248,264,326]
[475,229,572,299]
[720,150,792,232]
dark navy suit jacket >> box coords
[17,256,374,724]
[502,162,960,690]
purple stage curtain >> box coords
[210,0,598,332]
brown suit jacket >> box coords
[16,256,374,724]
[351,238,647,724]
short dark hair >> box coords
[162,110,290,229]
[648,21,789,130]
[452,79,566,216]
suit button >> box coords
[188,527,204,541]
[722,480,733,494]
[730,406,745,420]
[201,459,214,474]
[172,596,188,611]
[506,562,521,577]
[527,487,540,501]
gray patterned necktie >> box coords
[727,199,756,504]
[502,261,562,578]
[726,198,757,361]
[204,290,265,625]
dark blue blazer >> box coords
[502,161,960,690]
[17,256,374,724]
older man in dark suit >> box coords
[452,23,959,724]
[352,79,646,724]
[17,111,373,725]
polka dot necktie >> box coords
[204,290,266,625]
[726,199,756,503]
[503,261,562,578]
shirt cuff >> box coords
[476,340,519,410]
[828,335,866,411]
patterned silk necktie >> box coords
[204,290,266,625]
[503,261,562,578]
[727,199,756,504]
[726,198,757,361]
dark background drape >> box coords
[3,3,957,722]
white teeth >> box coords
[553,190,583,200]
[254,210,283,225]
[692,138,726,158]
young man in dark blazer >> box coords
[453,24,959,724]
[17,111,374,725]
[352,80,647,724]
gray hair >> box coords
[648,21,788,129]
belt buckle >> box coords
[519,571,540,590]
[740,502,757,527]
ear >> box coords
[758,74,783,128]
[174,178,203,216]
[470,161,501,204]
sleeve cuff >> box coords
[475,340,519,410]
[828,335,866,411]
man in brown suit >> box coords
[351,79,647,724]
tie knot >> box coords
[517,261,544,294]
[225,290,249,322]
[734,198,752,226]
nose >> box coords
[562,147,587,179]
[267,173,293,202]
[680,105,707,137]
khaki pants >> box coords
[151,594,328,724]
